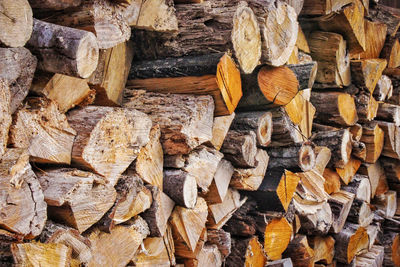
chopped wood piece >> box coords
[358,161,386,198]
[206,229,231,259]
[314,146,332,175]
[245,168,300,212]
[9,97,76,164]
[28,19,99,79]
[297,170,330,203]
[296,26,310,53]
[376,121,400,159]
[238,65,299,110]
[360,123,384,163]
[12,241,71,266]
[28,0,81,9]
[350,59,387,94]
[309,236,335,265]
[284,91,307,126]
[311,91,358,127]
[210,113,235,150]
[0,0,33,47]
[381,33,400,68]
[379,231,400,266]
[350,124,363,142]
[374,75,393,102]
[221,130,257,168]
[366,224,379,250]
[373,190,397,218]
[341,174,371,203]
[270,107,303,147]
[0,47,37,113]
[0,79,11,158]
[312,129,353,168]
[203,159,234,204]
[231,111,272,147]
[225,236,266,267]
[87,216,149,267]
[355,92,379,123]
[355,245,384,267]
[67,106,152,184]
[266,258,294,267]
[282,234,315,267]
[267,143,316,172]
[164,169,197,209]
[287,62,318,90]
[230,149,269,191]
[352,140,367,161]
[347,199,373,227]
[142,185,175,237]
[376,103,400,126]
[223,199,258,237]
[36,168,116,233]
[334,223,369,264]
[368,3,400,37]
[308,31,351,87]
[174,227,207,261]
[358,19,387,59]
[328,190,355,233]
[300,0,352,15]
[0,149,47,238]
[381,157,400,185]
[323,168,341,194]
[335,157,361,185]
[183,244,222,267]
[123,90,214,155]
[170,197,208,254]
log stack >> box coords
[1,0,400,266]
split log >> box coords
[127,53,242,116]
[0,79,11,158]
[334,223,369,264]
[323,169,341,194]
[358,161,386,198]
[270,107,303,147]
[142,185,175,237]
[0,149,47,238]
[28,0,81,9]
[360,123,384,163]
[210,113,235,150]
[355,245,384,267]
[183,244,222,267]
[238,65,299,110]
[379,231,400,266]
[282,235,315,267]
[380,32,400,68]
[174,227,206,261]
[287,62,318,90]
[296,26,310,54]
[300,0,352,15]
[11,242,71,266]
[266,143,316,172]
[225,236,266,267]
[86,216,149,267]
[223,199,258,237]
[355,92,379,123]
[357,19,387,59]
[375,120,400,159]
[0,0,33,47]
[341,174,371,203]
[170,197,208,255]
[335,157,361,185]
[352,140,367,161]
[206,229,231,259]
[28,19,99,79]
[297,170,330,203]
[376,103,400,126]
[230,149,269,191]
[67,106,152,184]
[368,3,400,37]
[123,90,214,155]
[9,97,76,164]
[36,168,116,233]
[314,146,332,175]
[366,224,380,250]
[347,199,373,227]
[310,91,358,126]
[350,59,387,94]
[31,73,94,113]
[373,190,397,218]
[39,0,131,49]
[311,129,353,168]
[381,157,400,185]
[309,236,335,265]
[203,159,234,204]
[220,130,257,168]
[374,75,393,102]
[0,47,37,113]
[230,111,272,147]
[132,1,262,74]
[88,41,133,106]
[328,190,355,233]
[163,169,197,209]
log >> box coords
[230,149,269,191]
[183,244,222,267]
[88,41,133,106]
[9,97,76,164]
[297,170,330,203]
[287,62,318,90]
[335,157,361,185]
[31,73,94,113]
[323,168,341,194]
[352,140,367,161]
[206,229,231,259]
[357,19,387,59]
[132,1,262,74]
[374,75,393,102]
[0,0,33,47]
[360,123,384,163]
[368,3,400,37]
[313,146,331,174]
[311,129,353,168]
[203,159,234,204]
[381,157,400,185]
[366,224,380,250]
[123,90,214,155]
[266,143,316,172]
[0,79,11,158]
[328,190,355,233]
[127,53,242,116]
[310,91,358,127]
[376,103,400,126]
[142,185,175,237]
[358,161,386,198]
[266,258,294,267]
[220,130,257,168]
[28,0,81,9]
[307,31,351,87]
[0,47,37,113]
[174,227,207,261]
[223,199,258,237]
[373,190,397,218]
[379,231,400,266]
[355,92,379,123]
[350,59,387,94]
[67,106,152,184]
[375,121,400,159]
[0,149,47,239]
[39,0,131,49]
[282,235,315,267]
[210,113,235,150]
[300,0,352,15]
[355,245,384,267]
[230,111,272,147]
[341,174,371,203]
[270,107,303,147]
[309,236,335,265]
[11,242,71,266]
[163,169,197,209]
[86,216,149,267]
[380,32,400,68]
[334,223,369,264]
[225,236,266,267]
[347,199,373,227]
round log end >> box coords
[257,112,273,147]
[356,178,371,203]
[232,2,261,74]
[338,94,358,126]
[257,65,299,106]
[183,173,198,209]
[77,32,100,78]
[298,144,316,172]
[242,131,258,167]
[264,217,292,260]
[341,129,352,166]
[0,0,33,47]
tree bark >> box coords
[267,143,316,172]
[328,190,355,233]
[28,0,81,9]
[225,236,266,267]
[341,174,371,203]
[374,75,393,102]
[163,169,197,209]
[282,235,315,267]
[221,130,258,168]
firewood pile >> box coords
[2,0,400,266]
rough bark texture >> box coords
[220,130,257,168]
[163,169,197,209]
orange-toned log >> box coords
[323,168,341,194]
[335,157,361,185]
[282,234,315,267]
[357,19,387,59]
[360,123,384,164]
[225,236,266,267]
[309,236,335,265]
[350,59,387,94]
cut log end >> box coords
[76,32,99,78]
[299,143,316,172]
[338,94,358,126]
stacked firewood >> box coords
[2,0,400,266]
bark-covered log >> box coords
[334,223,369,264]
[203,159,234,204]
[360,123,384,164]
[376,103,400,126]
[287,62,318,90]
[328,190,355,233]
[267,143,316,172]
[355,92,379,123]
[368,3,400,37]
[206,229,231,259]
[346,199,373,227]
[163,169,197,209]
[374,75,393,102]
[220,130,257,168]
[270,107,303,147]
[341,174,371,203]
[225,236,266,267]
[350,59,387,94]
[282,235,315,267]
[375,120,400,159]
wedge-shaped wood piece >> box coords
[308,31,351,88]
[379,231,400,266]
[207,229,231,259]
[381,33,400,68]
[350,59,387,94]
[358,19,387,59]
[174,227,207,261]
[12,241,71,266]
[335,157,361,185]
[270,107,303,147]
[360,123,384,164]
[300,0,352,15]
[9,97,76,164]
[203,159,234,204]
[182,244,223,267]
[223,199,258,237]
[164,169,197,209]
[0,47,37,113]
[86,216,149,267]
[368,3,400,37]
[355,245,384,267]
[221,130,257,168]
[334,223,369,264]
[355,92,379,123]
[287,62,318,90]
[341,174,371,203]
[210,113,235,150]
[347,199,373,227]
[0,149,47,239]
[225,236,266,267]
[309,236,335,265]
[230,149,269,191]
[267,143,316,172]
[67,106,152,184]
[358,161,386,198]
[37,168,116,233]
[128,53,242,116]
[375,120,400,159]
[0,79,11,158]
[376,104,400,126]
[282,234,315,267]
[123,90,214,155]
[313,146,332,175]
[374,75,393,102]
[373,190,397,218]
[328,190,355,233]
[28,0,81,9]
[323,168,341,194]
